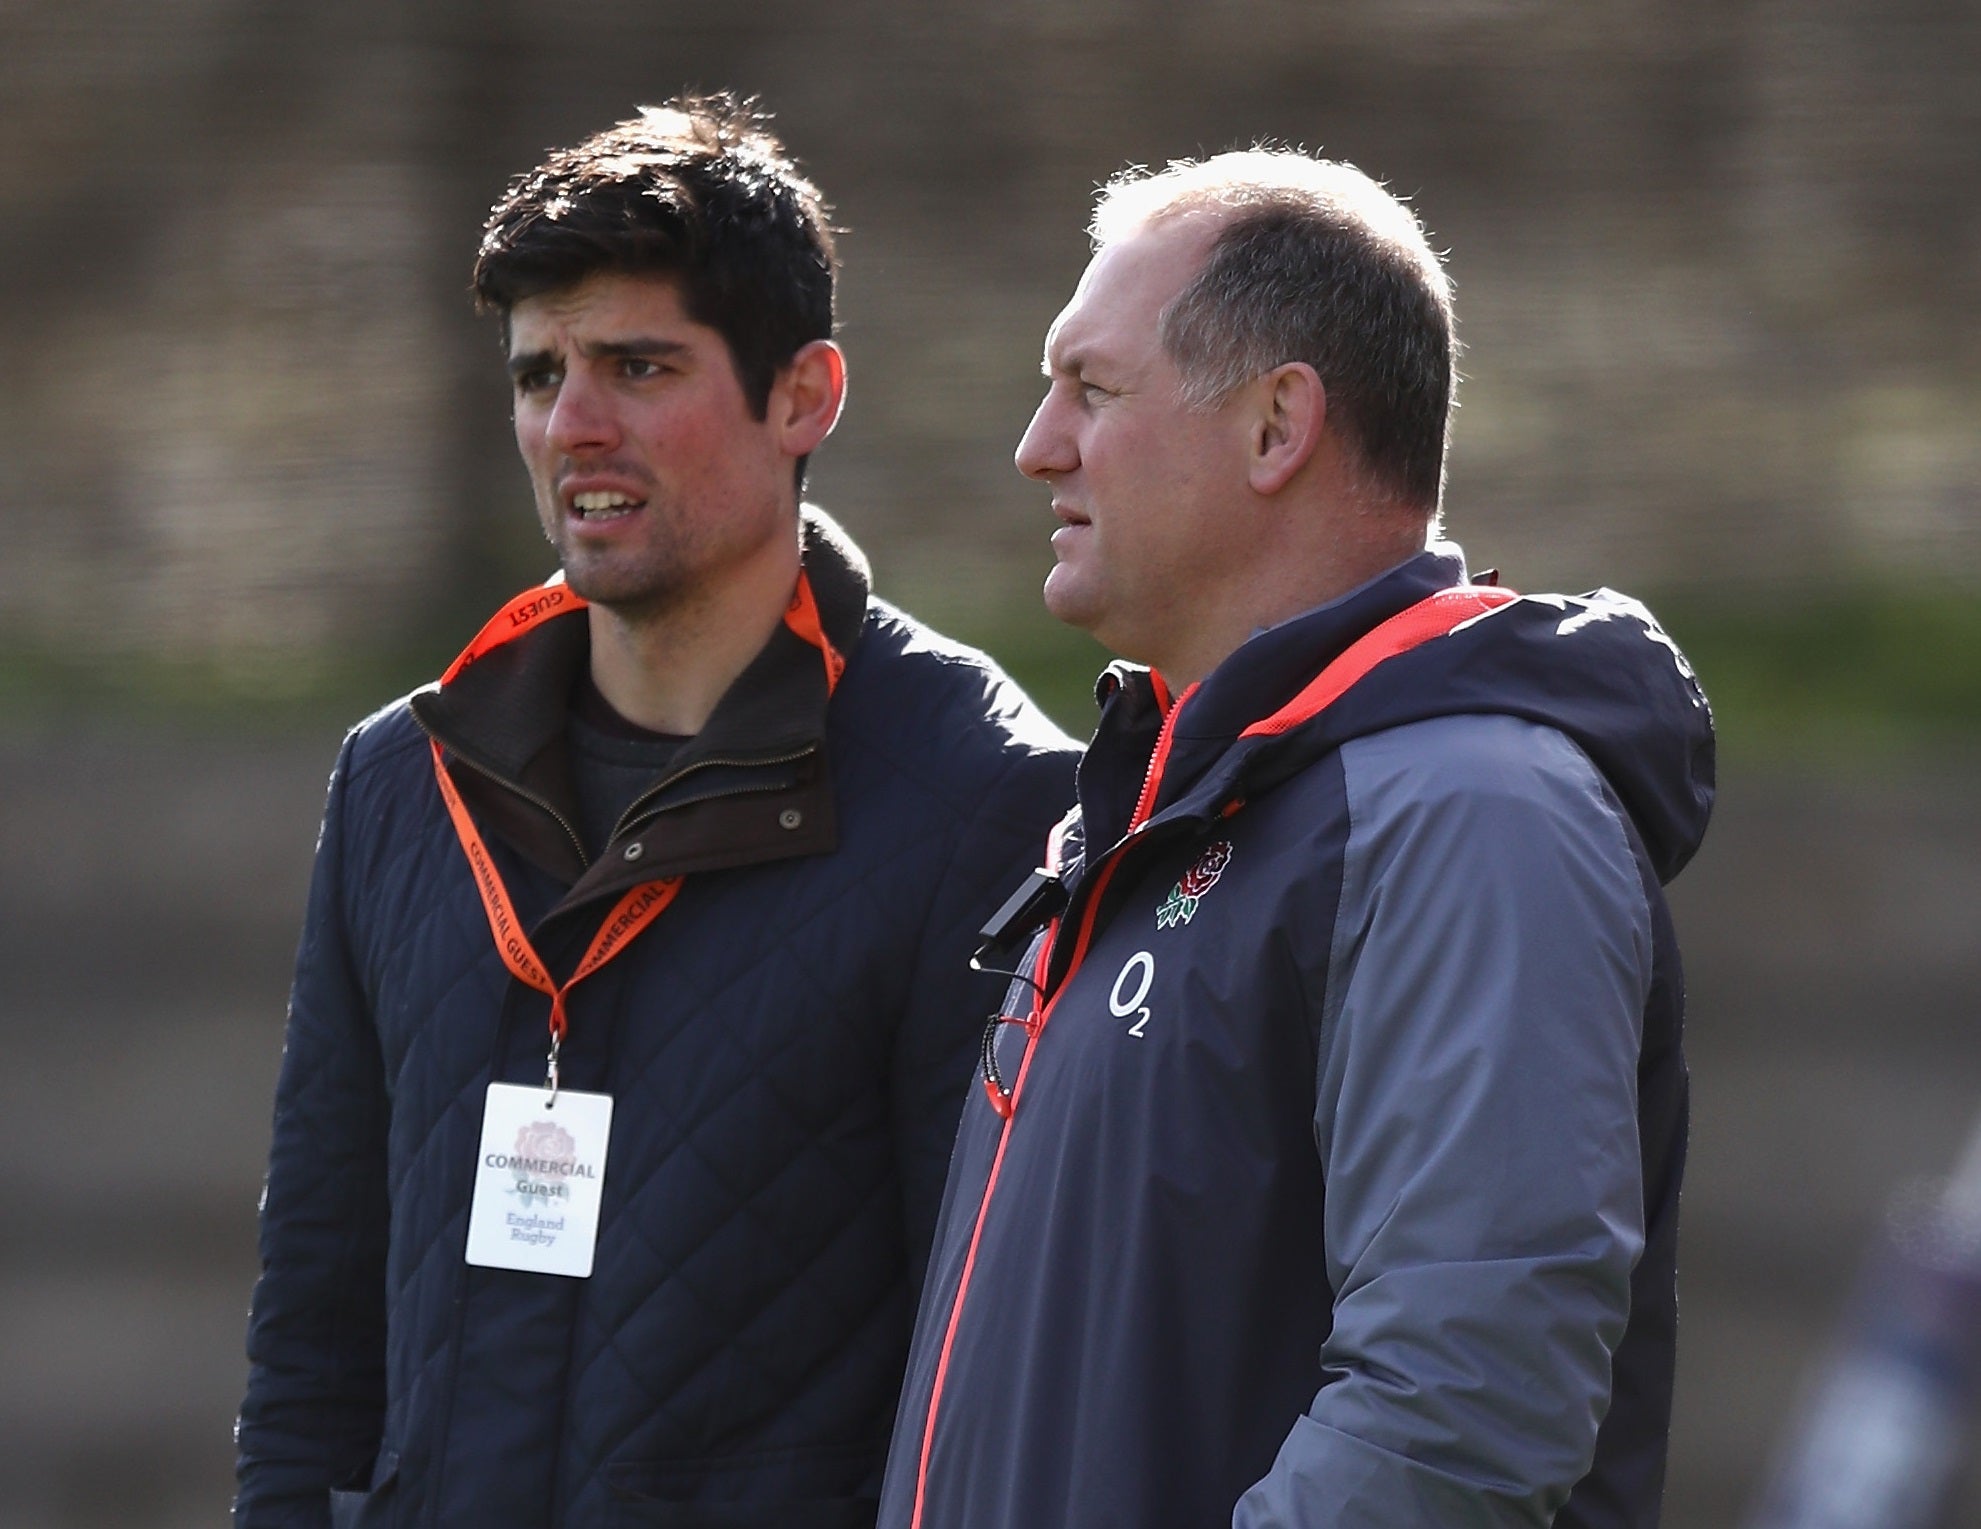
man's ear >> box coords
[773,340,847,458]
[1246,362,1324,495]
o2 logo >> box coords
[1109,950,1155,1038]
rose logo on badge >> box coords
[1156,840,1233,930]
[508,1119,578,1202]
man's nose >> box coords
[1014,394,1073,481]
[545,369,618,455]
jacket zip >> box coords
[417,713,816,874]
[910,687,1197,1528]
[610,744,817,844]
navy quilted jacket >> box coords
[236,512,1078,1528]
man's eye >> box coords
[620,357,667,380]
[514,369,559,395]
[1080,381,1114,403]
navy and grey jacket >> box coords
[879,547,1714,1529]
[235,511,1079,1528]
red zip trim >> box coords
[910,686,1194,1527]
[1127,681,1198,832]
[910,850,1125,1529]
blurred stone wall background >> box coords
[5,0,1978,678]
[1,2,1977,1526]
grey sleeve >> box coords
[1235,715,1654,1528]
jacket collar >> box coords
[410,506,871,911]
[1075,548,1466,854]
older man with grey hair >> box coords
[877,149,1713,1529]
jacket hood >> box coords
[1092,546,1715,885]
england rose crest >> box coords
[1156,840,1233,929]
[510,1119,578,1199]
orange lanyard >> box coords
[430,566,845,1092]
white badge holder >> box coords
[464,1082,614,1278]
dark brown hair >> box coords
[474,93,836,419]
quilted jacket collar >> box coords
[409,507,871,912]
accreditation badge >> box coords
[464,1082,614,1278]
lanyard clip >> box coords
[971,867,1067,969]
[545,1030,563,1107]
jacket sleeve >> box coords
[1234,716,1655,1528]
[235,735,391,1527]
[890,744,1075,1292]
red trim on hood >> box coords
[1240,585,1517,739]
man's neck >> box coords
[1156,509,1432,688]
[584,538,802,737]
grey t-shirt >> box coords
[565,673,688,861]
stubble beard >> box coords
[541,501,699,627]
[566,561,695,626]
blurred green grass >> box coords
[2,583,1976,764]
[1649,583,1981,761]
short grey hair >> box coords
[1091,150,1457,511]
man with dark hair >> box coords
[473,99,837,431]
[235,95,1076,1528]
[880,151,1714,1528]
